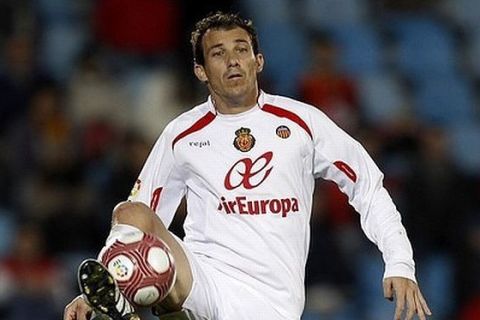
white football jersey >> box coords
[129,91,415,318]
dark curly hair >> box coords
[190,12,260,66]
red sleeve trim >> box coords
[334,161,357,183]
[150,187,163,211]
[261,104,313,139]
[172,111,216,149]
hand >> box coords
[64,295,92,320]
[383,277,432,320]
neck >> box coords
[211,87,259,114]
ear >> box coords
[194,64,208,83]
[255,53,265,73]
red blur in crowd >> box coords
[299,33,359,132]
[0,225,61,297]
[459,296,480,320]
[95,0,181,54]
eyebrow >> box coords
[207,39,250,53]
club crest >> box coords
[276,125,291,139]
[233,127,255,152]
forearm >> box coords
[362,187,416,282]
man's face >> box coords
[195,27,264,102]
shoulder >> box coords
[264,93,331,121]
[162,101,213,138]
[262,92,333,137]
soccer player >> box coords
[64,12,432,320]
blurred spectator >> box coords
[67,49,130,129]
[402,127,470,319]
[34,0,92,82]
[0,208,16,258]
[0,0,35,43]
[305,178,360,319]
[380,0,437,11]
[301,34,365,317]
[5,82,104,254]
[0,33,44,206]
[0,34,48,135]
[459,296,480,320]
[0,1,478,319]
[307,181,355,287]
[299,32,360,133]
[94,0,180,55]
[0,224,66,320]
[0,1,14,40]
[105,130,152,208]
[8,83,75,179]
[457,215,480,319]
[404,127,467,255]
[127,67,185,140]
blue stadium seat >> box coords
[240,0,291,24]
[448,123,480,176]
[330,25,384,76]
[0,209,16,258]
[417,254,456,319]
[412,75,476,126]
[301,0,369,30]
[255,22,308,96]
[357,73,409,126]
[34,0,90,81]
[356,251,395,319]
[387,15,458,79]
[441,0,480,30]
[466,29,480,77]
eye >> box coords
[211,50,224,57]
[237,47,249,53]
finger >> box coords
[78,299,92,320]
[417,289,432,316]
[414,291,426,320]
[394,287,406,320]
[82,310,92,320]
[405,289,416,320]
[384,279,394,301]
[64,296,91,320]
[64,302,75,320]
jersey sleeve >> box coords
[128,122,186,228]
[310,108,416,282]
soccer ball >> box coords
[100,232,176,307]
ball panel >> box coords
[147,247,170,274]
[133,286,160,306]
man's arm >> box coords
[310,107,431,319]
[128,121,187,228]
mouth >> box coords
[226,72,243,80]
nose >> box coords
[226,51,240,68]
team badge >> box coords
[233,127,255,152]
[113,259,129,278]
[276,125,291,139]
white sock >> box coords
[97,224,144,261]
[96,224,143,313]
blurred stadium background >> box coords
[0,0,479,319]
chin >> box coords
[225,86,248,98]
[230,81,255,94]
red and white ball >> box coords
[100,232,176,307]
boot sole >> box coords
[78,259,131,320]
